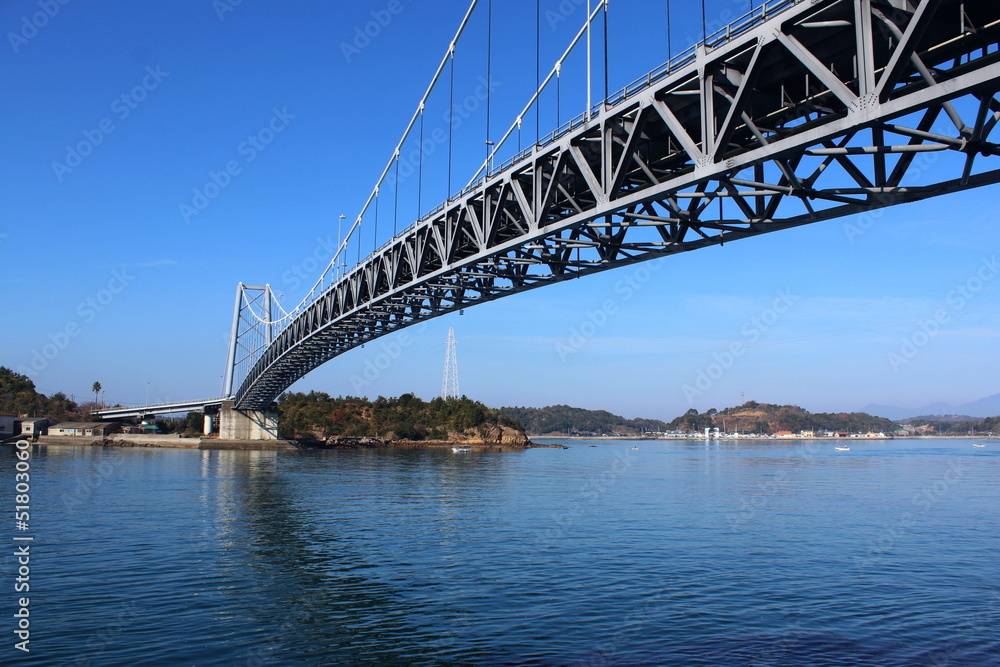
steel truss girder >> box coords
[235,0,1000,409]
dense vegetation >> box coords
[0,366,86,421]
[500,404,669,436]
[277,391,522,441]
[0,366,201,434]
[907,415,1000,434]
[5,365,996,438]
[666,402,899,434]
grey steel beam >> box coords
[233,0,1000,410]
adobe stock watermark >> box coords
[555,258,665,361]
[339,0,409,63]
[583,590,669,667]
[953,587,1000,651]
[61,451,127,514]
[179,107,295,224]
[887,255,998,372]
[72,598,144,667]
[747,618,806,667]
[52,65,170,183]
[349,323,429,391]
[841,152,946,244]
[842,96,961,244]
[534,448,638,548]
[18,268,135,377]
[8,0,72,54]
[383,76,500,194]
[853,458,967,572]
[544,0,592,30]
[213,0,251,21]
[726,440,821,532]
[678,0,758,48]
[281,235,338,292]
[683,289,799,404]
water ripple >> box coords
[3,439,996,665]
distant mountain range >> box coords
[862,393,1000,421]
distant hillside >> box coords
[863,392,1000,420]
[667,402,898,434]
[500,405,669,436]
[279,391,528,444]
[900,415,1000,435]
[901,414,979,423]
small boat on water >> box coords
[973,444,985,448]
[451,446,471,453]
[631,446,639,450]
[835,446,850,452]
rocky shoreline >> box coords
[300,436,567,451]
[35,435,299,450]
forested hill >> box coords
[278,392,526,442]
[666,402,898,434]
[500,405,669,436]
[0,366,85,421]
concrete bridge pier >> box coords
[219,400,279,440]
[203,407,216,436]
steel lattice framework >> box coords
[235,0,1000,410]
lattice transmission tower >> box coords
[441,326,459,399]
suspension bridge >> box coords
[96,0,1000,438]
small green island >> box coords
[3,366,996,449]
[277,392,546,450]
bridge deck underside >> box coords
[236,0,1000,409]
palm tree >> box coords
[92,381,102,408]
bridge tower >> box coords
[441,327,460,399]
[222,283,280,439]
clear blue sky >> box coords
[2,0,997,420]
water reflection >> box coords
[200,449,468,663]
[5,440,997,665]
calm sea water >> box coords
[2,438,997,666]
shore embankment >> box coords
[29,435,568,451]
[530,434,996,441]
[35,435,298,450]
[300,436,566,451]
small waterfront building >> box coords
[48,422,119,437]
[0,413,14,437]
[16,418,53,437]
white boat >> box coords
[835,446,850,452]
[973,444,985,448]
[451,446,471,453]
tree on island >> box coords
[276,391,521,441]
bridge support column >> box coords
[203,405,221,436]
[219,400,279,440]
